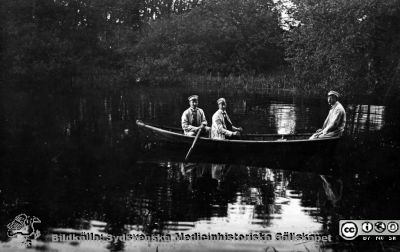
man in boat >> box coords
[310,90,346,139]
[181,95,210,136]
[211,98,243,140]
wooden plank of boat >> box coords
[144,122,315,138]
[136,120,340,155]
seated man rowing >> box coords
[181,95,210,137]
[211,98,242,140]
[310,90,346,139]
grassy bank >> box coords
[6,68,397,99]
[145,71,398,98]
[182,72,295,91]
[140,69,295,87]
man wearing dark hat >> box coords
[310,91,346,139]
[211,98,242,140]
[181,95,209,136]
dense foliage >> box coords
[1,0,200,85]
[134,0,284,81]
[1,0,399,94]
[284,0,400,94]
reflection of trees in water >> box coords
[133,89,185,126]
[2,150,399,250]
[0,162,306,240]
[178,164,299,229]
[347,104,385,135]
[0,162,317,246]
[2,89,400,250]
[269,104,297,134]
[4,89,392,157]
[287,166,400,249]
[3,89,396,150]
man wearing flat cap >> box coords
[211,98,242,140]
[310,91,346,139]
[181,95,210,136]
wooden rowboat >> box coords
[136,120,340,159]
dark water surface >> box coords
[1,87,400,251]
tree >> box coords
[284,0,400,94]
[134,0,284,82]
[2,0,206,86]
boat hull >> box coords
[136,120,340,159]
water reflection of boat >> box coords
[136,120,340,160]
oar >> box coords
[184,125,205,162]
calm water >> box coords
[1,87,400,251]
